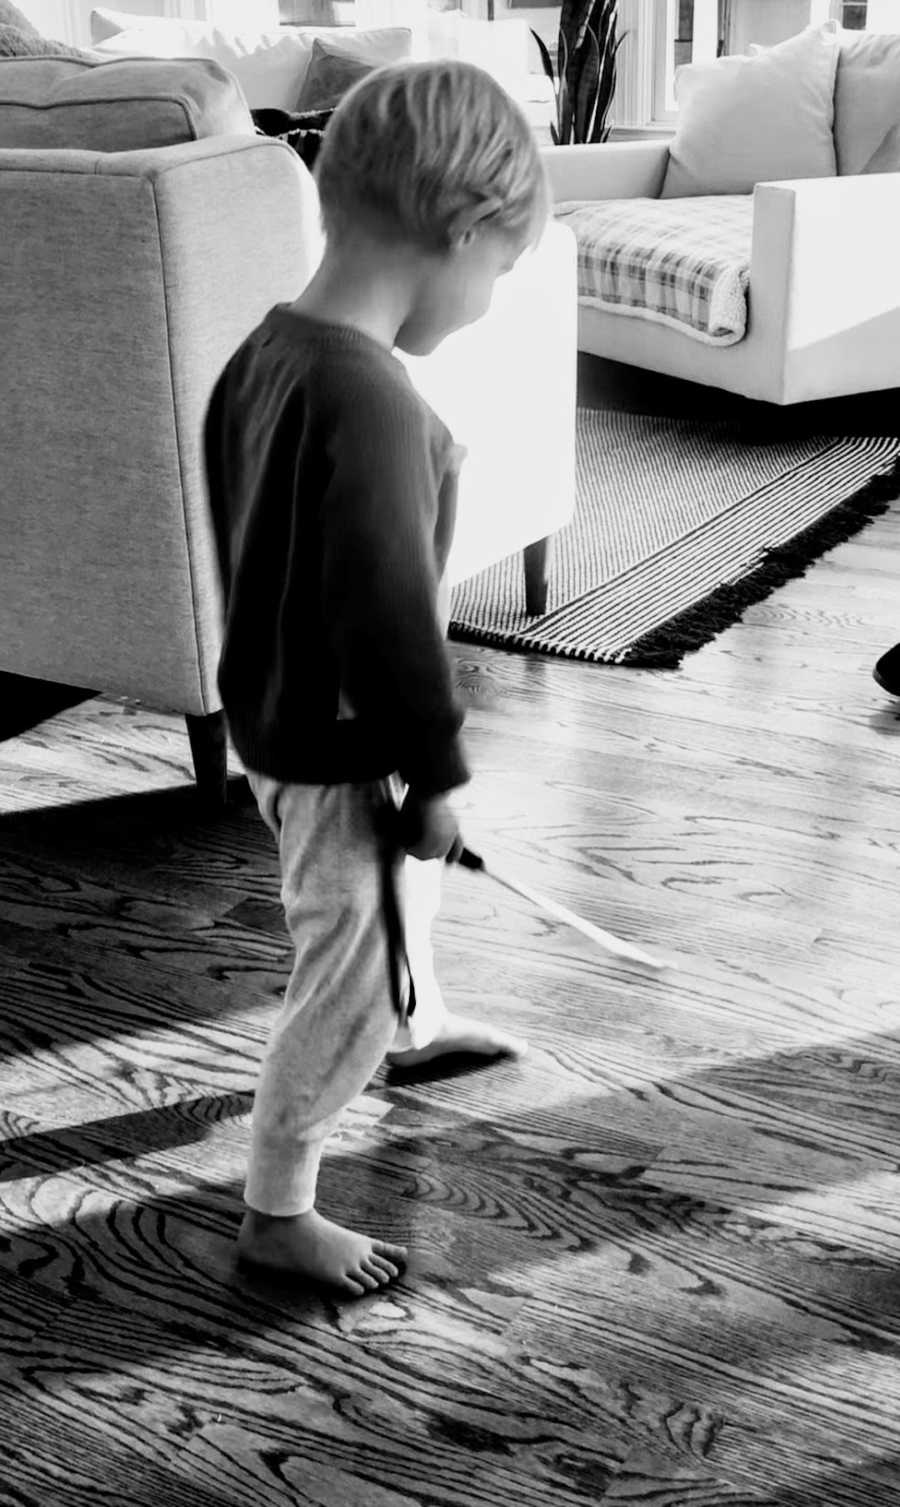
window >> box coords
[652,0,723,120]
[841,1,868,24]
[639,1,900,129]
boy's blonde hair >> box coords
[315,59,549,251]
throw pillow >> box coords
[295,38,373,110]
[93,23,316,111]
[833,27,900,175]
[0,24,94,59]
[90,6,278,42]
[0,1,38,35]
[661,22,840,199]
[295,27,412,111]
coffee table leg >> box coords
[523,535,552,617]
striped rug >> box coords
[449,409,900,669]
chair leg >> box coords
[523,535,553,618]
[185,710,228,808]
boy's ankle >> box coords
[243,1205,314,1229]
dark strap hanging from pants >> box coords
[373,782,417,1023]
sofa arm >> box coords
[541,140,670,203]
[750,172,900,404]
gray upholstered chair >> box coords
[0,53,324,800]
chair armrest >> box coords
[400,221,577,584]
[750,172,900,403]
[0,134,324,710]
[541,141,670,203]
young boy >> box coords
[204,59,549,1297]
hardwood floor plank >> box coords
[2,386,900,1504]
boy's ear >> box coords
[444,197,503,251]
[443,217,478,252]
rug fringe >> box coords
[616,454,900,669]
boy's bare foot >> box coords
[386,1010,528,1069]
[237,1208,407,1298]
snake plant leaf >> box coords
[558,0,580,80]
[592,27,626,141]
[574,24,601,145]
[558,68,572,144]
[530,26,555,86]
[539,0,622,147]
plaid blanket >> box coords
[554,195,753,346]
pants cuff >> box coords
[244,1136,325,1216]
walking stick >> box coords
[454,845,673,972]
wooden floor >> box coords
[2,361,900,1506]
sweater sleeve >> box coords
[317,365,470,799]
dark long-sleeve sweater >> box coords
[203,306,470,798]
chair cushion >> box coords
[661,22,839,198]
[554,194,754,346]
[0,53,255,150]
[834,28,900,175]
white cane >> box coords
[454,845,673,973]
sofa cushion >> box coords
[295,27,411,110]
[92,14,412,112]
[834,28,900,175]
[93,23,314,111]
[661,22,839,198]
[0,54,255,150]
[555,194,754,346]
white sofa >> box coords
[88,3,556,129]
[545,24,900,407]
[543,140,900,406]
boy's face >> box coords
[396,225,529,356]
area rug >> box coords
[449,409,900,669]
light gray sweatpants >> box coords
[243,770,448,1216]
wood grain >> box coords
[1,364,900,1504]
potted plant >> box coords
[532,0,624,145]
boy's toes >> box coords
[343,1265,378,1302]
[373,1239,407,1265]
[362,1256,394,1285]
[364,1253,392,1276]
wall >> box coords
[727,0,836,51]
[16,0,279,45]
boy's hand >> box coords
[400,793,463,862]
